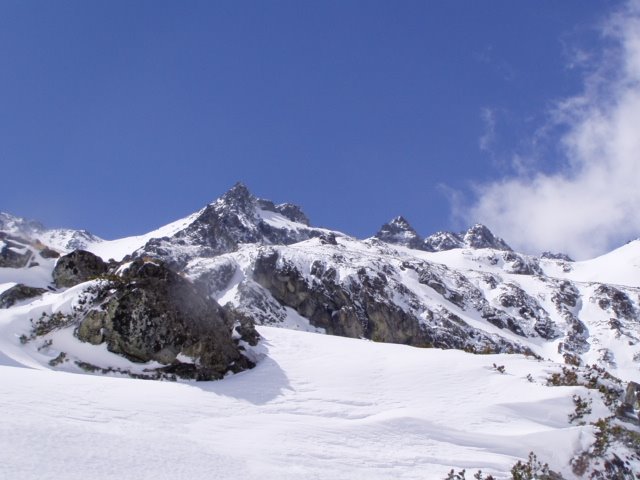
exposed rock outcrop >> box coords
[0,284,48,308]
[593,285,637,321]
[0,233,34,268]
[377,221,512,253]
[375,216,423,250]
[541,251,574,262]
[252,249,530,354]
[463,224,512,251]
[52,250,108,288]
[74,259,257,380]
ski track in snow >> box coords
[0,326,601,480]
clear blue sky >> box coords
[0,0,620,241]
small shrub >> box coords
[547,366,578,386]
[510,452,551,480]
[48,352,66,366]
[444,469,495,480]
[568,394,592,424]
[492,363,506,374]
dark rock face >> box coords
[253,250,529,354]
[546,279,590,356]
[52,250,108,288]
[0,233,34,268]
[76,259,257,380]
[594,285,637,321]
[39,246,60,259]
[618,381,640,421]
[0,284,47,308]
[375,216,423,250]
[501,251,542,275]
[495,283,560,339]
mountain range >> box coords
[1,183,639,478]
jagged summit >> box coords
[210,182,311,225]
[375,218,512,253]
[217,182,254,212]
[463,223,512,251]
[375,216,422,249]
[133,183,321,267]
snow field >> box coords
[0,326,603,480]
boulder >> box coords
[76,259,257,380]
[52,250,108,288]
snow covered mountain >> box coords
[1,183,639,478]
[2,183,640,380]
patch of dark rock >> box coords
[253,250,527,354]
[594,285,637,321]
[502,251,542,275]
[541,251,574,262]
[0,232,33,268]
[52,250,108,288]
[0,284,47,308]
[74,258,257,380]
[39,247,60,259]
[463,224,512,251]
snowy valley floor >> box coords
[0,326,604,480]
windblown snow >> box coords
[0,327,606,480]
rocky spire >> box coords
[218,182,256,213]
[375,216,423,249]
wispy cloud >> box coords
[478,107,496,153]
[464,0,640,260]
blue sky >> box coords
[1,0,636,257]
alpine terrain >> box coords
[1,183,639,479]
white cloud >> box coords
[466,0,640,260]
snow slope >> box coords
[0,326,605,480]
[84,210,204,261]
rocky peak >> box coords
[423,231,464,252]
[216,182,257,215]
[375,216,423,249]
[463,224,511,251]
[135,183,321,267]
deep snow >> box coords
[0,326,606,480]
